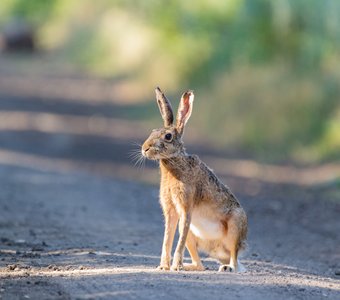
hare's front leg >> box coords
[171,211,191,271]
[158,203,178,271]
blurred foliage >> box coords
[0,0,57,25]
[1,0,340,163]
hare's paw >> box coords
[171,255,184,271]
[157,265,170,271]
[183,263,205,271]
[218,264,235,272]
[170,263,184,271]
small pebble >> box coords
[15,239,26,244]
[8,264,17,271]
[31,246,44,252]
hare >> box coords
[141,87,248,272]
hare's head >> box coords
[142,87,194,160]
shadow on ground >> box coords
[0,55,339,299]
[0,164,339,299]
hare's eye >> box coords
[164,133,172,141]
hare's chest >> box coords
[190,207,224,240]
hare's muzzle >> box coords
[142,147,149,157]
[141,142,151,158]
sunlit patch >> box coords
[0,260,339,293]
[0,111,148,141]
[203,156,340,186]
[0,72,150,104]
[0,248,339,291]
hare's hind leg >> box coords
[183,230,205,271]
[218,214,245,273]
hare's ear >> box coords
[155,87,174,127]
[176,90,194,136]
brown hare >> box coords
[142,87,248,272]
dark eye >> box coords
[164,133,172,141]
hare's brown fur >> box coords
[142,88,247,272]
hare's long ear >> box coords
[155,87,174,127]
[176,90,194,136]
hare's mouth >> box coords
[142,147,160,160]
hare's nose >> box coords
[142,147,150,156]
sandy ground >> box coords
[0,164,339,300]
[0,55,339,299]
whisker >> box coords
[128,142,143,164]
[128,145,147,170]
[129,141,142,149]
[128,150,142,159]
[135,155,146,170]
[128,148,144,166]
[132,154,143,165]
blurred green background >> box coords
[1,0,340,164]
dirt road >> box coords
[0,163,339,300]
[0,56,339,299]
